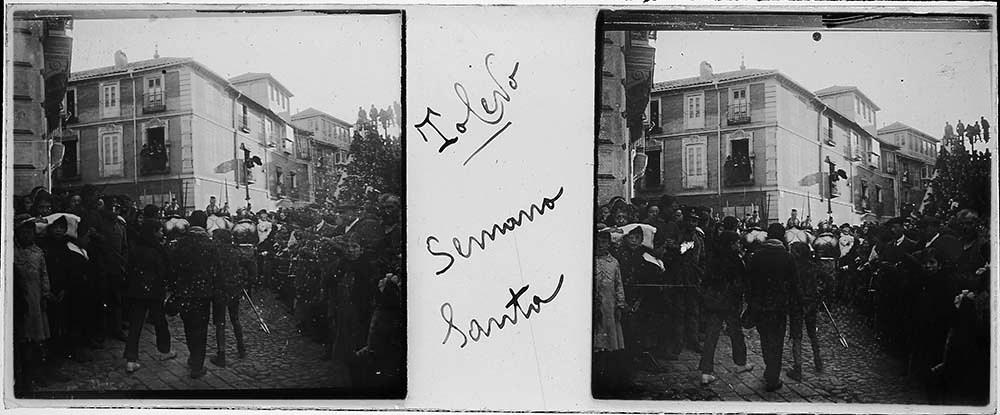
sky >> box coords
[70,13,401,124]
[654,30,996,141]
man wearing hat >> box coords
[746,223,799,392]
[873,217,919,366]
[665,209,705,358]
[168,210,217,378]
[38,214,95,366]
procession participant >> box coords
[90,196,129,344]
[205,195,219,216]
[325,236,374,371]
[812,222,839,299]
[643,205,668,249]
[593,231,629,395]
[699,230,753,386]
[612,227,654,359]
[169,210,216,378]
[667,210,705,356]
[787,241,824,381]
[746,223,798,392]
[956,120,965,142]
[123,220,176,373]
[916,216,961,267]
[785,209,800,230]
[13,214,55,391]
[39,214,94,364]
[874,217,919,362]
[944,121,955,142]
[210,229,247,367]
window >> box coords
[648,98,660,130]
[99,127,124,176]
[860,179,870,210]
[64,88,77,122]
[824,117,834,143]
[855,96,861,114]
[682,135,708,188]
[875,185,883,204]
[645,150,661,188]
[290,171,297,189]
[60,138,79,178]
[145,75,164,108]
[728,87,750,124]
[851,131,861,159]
[274,166,283,196]
[100,82,120,118]
[921,166,930,179]
[684,93,704,129]
[240,105,249,131]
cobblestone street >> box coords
[35,290,348,393]
[622,303,929,403]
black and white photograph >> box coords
[7,8,404,398]
[593,11,994,405]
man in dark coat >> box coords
[874,217,919,361]
[699,230,752,385]
[746,223,799,391]
[666,211,704,357]
[169,210,217,378]
[210,229,247,368]
[124,220,175,372]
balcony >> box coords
[723,153,754,186]
[139,143,169,175]
[868,152,880,169]
[726,103,750,125]
[143,91,166,114]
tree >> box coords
[339,106,402,203]
[923,144,991,219]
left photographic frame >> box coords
[5,6,405,400]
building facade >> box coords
[55,55,312,212]
[291,107,353,204]
[639,64,896,224]
[878,122,939,214]
[11,17,73,195]
[597,31,656,205]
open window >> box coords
[140,121,169,175]
[724,131,754,186]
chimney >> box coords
[699,61,713,78]
[114,50,128,68]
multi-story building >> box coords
[291,107,353,204]
[55,54,312,212]
[878,122,939,214]
[639,63,894,224]
[596,30,656,204]
[816,86,897,220]
[10,17,73,195]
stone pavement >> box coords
[36,290,348,392]
[622,303,929,403]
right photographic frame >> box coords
[593,9,996,406]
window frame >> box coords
[100,81,120,119]
[684,92,705,130]
[63,87,78,122]
[681,135,708,188]
[98,125,124,177]
[144,73,165,105]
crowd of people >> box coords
[11,185,403,394]
[592,195,990,404]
